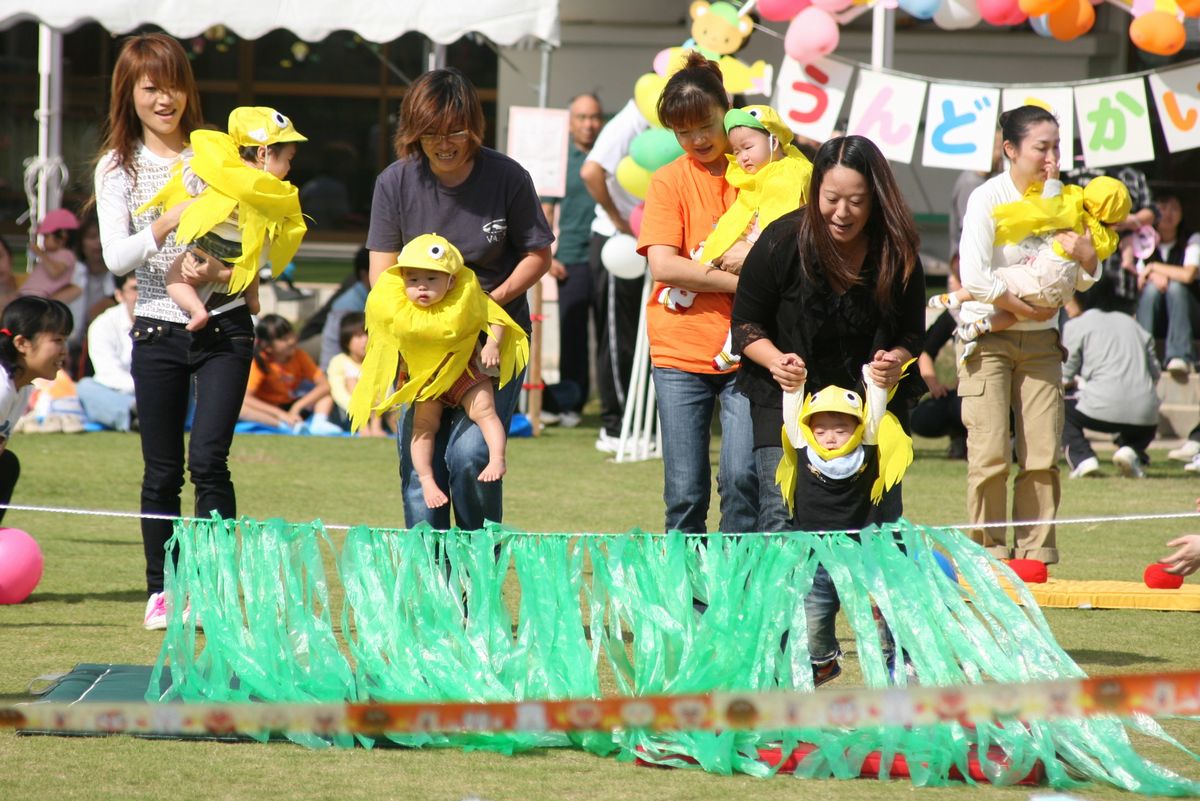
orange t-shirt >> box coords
[636,154,737,373]
[247,349,322,407]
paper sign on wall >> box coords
[846,70,927,164]
[1074,79,1154,169]
[1149,63,1200,154]
[773,56,854,144]
[506,106,570,198]
[1001,88,1075,171]
[921,84,1001,171]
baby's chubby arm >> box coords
[481,323,503,368]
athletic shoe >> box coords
[1185,454,1200,473]
[143,592,167,631]
[595,431,620,454]
[307,418,345,437]
[1169,440,1200,461]
[1112,446,1145,478]
[559,411,581,429]
[813,659,842,688]
[1166,357,1190,377]
[539,410,561,426]
[1068,456,1100,479]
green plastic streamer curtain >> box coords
[148,516,1199,794]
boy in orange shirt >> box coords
[239,313,342,435]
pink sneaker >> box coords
[143,592,167,630]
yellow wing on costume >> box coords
[993,183,1084,247]
[486,298,529,390]
[864,360,916,504]
[136,164,191,216]
[701,146,812,264]
[348,270,405,432]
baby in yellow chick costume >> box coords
[349,235,528,509]
[141,107,307,332]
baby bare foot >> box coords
[419,477,448,508]
[478,460,506,482]
[186,310,210,332]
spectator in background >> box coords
[77,273,138,431]
[581,98,650,453]
[68,213,116,378]
[540,93,603,429]
[327,310,390,436]
[1068,161,1156,304]
[0,238,19,313]
[911,260,967,460]
[318,246,371,370]
[240,314,341,435]
[1135,192,1200,378]
[1060,281,1159,479]
[300,142,357,230]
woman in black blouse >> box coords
[731,135,926,529]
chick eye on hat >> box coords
[273,111,289,129]
[844,391,860,407]
[427,243,446,259]
[748,108,762,119]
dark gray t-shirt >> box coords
[366,148,555,331]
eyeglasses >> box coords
[419,130,471,145]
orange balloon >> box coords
[1019,0,1068,15]
[1047,0,1094,40]
[1177,0,1200,16]
[1130,11,1187,56]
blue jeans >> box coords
[1137,279,1200,363]
[652,367,757,534]
[805,563,896,667]
[397,368,525,530]
[77,377,136,432]
[754,445,792,533]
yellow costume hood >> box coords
[775,362,915,516]
[137,127,306,294]
[348,235,528,432]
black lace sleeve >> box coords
[732,320,771,355]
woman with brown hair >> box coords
[635,52,757,536]
[366,68,553,529]
[93,32,250,630]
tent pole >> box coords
[527,43,552,436]
[870,4,894,70]
[35,24,64,228]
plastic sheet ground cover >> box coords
[148,516,1199,794]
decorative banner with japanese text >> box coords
[1148,62,1200,155]
[1074,78,1155,170]
[773,56,854,144]
[847,70,927,164]
[921,83,1001,172]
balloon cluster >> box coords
[762,0,1195,62]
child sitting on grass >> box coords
[239,314,341,435]
[326,311,390,436]
[349,234,527,509]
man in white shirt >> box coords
[581,99,649,452]
[77,273,137,431]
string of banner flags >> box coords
[774,53,1200,171]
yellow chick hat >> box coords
[1082,175,1132,225]
[799,384,865,460]
[227,106,308,148]
[394,233,464,276]
[723,105,793,148]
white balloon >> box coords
[600,234,646,279]
[932,0,981,29]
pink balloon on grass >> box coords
[0,528,43,604]
[784,7,841,64]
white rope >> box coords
[1,502,1197,538]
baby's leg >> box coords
[411,401,449,508]
[928,287,970,310]
[167,252,210,331]
[244,276,261,316]
[461,382,506,482]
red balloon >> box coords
[758,0,813,22]
[977,0,1029,24]
[1144,563,1185,589]
[629,203,645,238]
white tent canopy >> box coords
[5,0,559,231]
[0,0,560,46]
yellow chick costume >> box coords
[699,106,813,264]
[349,234,528,432]
[992,175,1131,263]
[776,363,914,517]
[138,107,308,295]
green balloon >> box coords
[629,128,684,173]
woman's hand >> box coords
[868,349,904,389]
[769,353,807,392]
[713,240,751,276]
[1161,534,1200,577]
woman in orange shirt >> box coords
[636,52,756,534]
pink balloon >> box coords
[0,528,43,604]
[652,48,674,77]
[629,203,646,238]
[812,0,853,11]
[784,7,840,64]
[758,0,813,21]
[977,0,1028,24]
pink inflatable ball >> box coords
[784,7,841,65]
[0,528,43,604]
[759,0,812,21]
[977,0,1029,25]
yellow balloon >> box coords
[634,73,667,128]
[616,155,653,200]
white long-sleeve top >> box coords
[86,303,135,395]
[957,172,1096,329]
[94,145,191,324]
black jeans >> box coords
[0,449,20,525]
[589,234,644,437]
[130,308,254,595]
[1062,398,1156,469]
[556,259,592,413]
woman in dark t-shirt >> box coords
[365,68,554,529]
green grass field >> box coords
[0,421,1197,800]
